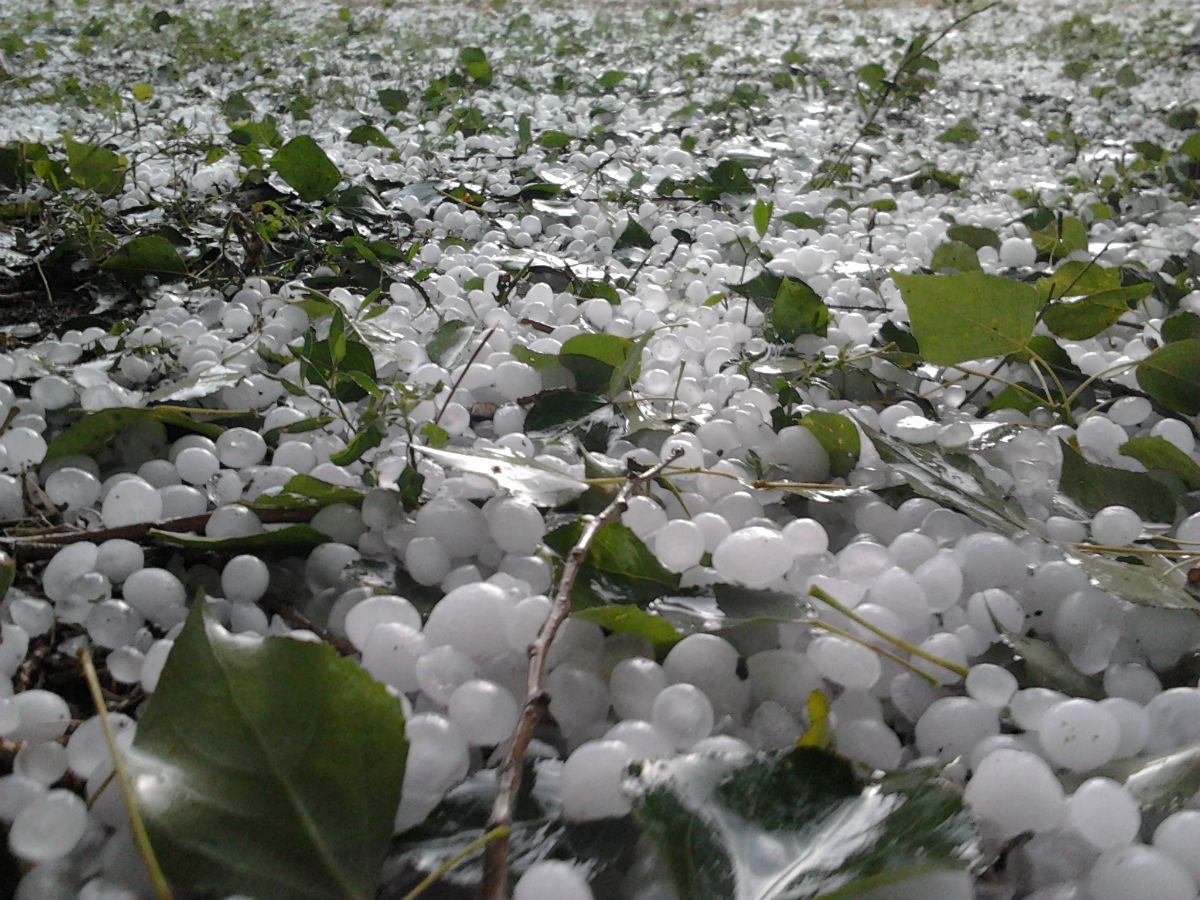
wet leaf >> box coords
[753,199,773,238]
[629,746,979,900]
[615,218,654,251]
[524,390,609,433]
[1059,439,1176,524]
[1036,260,1122,300]
[780,211,826,230]
[945,225,1000,250]
[1063,548,1200,614]
[102,235,188,279]
[141,364,245,404]
[271,135,341,202]
[1082,743,1200,816]
[416,444,588,507]
[1137,340,1200,415]
[559,333,639,395]
[893,272,1040,365]
[799,411,860,477]
[66,138,125,195]
[377,88,408,113]
[44,406,223,461]
[458,47,492,86]
[727,270,783,309]
[247,474,366,510]
[545,520,679,609]
[772,277,828,340]
[149,524,332,554]
[425,319,473,367]
[1118,435,1200,490]
[129,599,407,900]
[346,125,393,148]
[1161,312,1200,344]
[573,604,683,647]
[929,241,981,273]
[996,632,1104,699]
[649,583,815,635]
[1042,284,1151,340]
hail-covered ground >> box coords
[0,0,1199,898]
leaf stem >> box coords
[481,449,685,900]
[402,826,509,900]
[79,646,173,900]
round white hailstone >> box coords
[0,776,44,824]
[547,666,610,735]
[0,624,26,679]
[915,697,1000,762]
[9,691,71,743]
[1,427,46,468]
[1153,811,1200,880]
[999,237,1037,267]
[561,739,637,821]
[1067,778,1140,849]
[964,748,1066,838]
[605,720,673,759]
[888,531,938,571]
[415,645,478,705]
[304,542,361,592]
[403,713,470,796]
[955,532,1028,591]
[100,477,162,528]
[93,540,144,584]
[159,484,208,519]
[610,657,669,722]
[663,634,738,684]
[806,635,881,690]
[311,503,366,545]
[30,375,74,410]
[545,617,604,672]
[912,551,964,613]
[749,701,802,749]
[173,446,219,485]
[746,650,822,718]
[622,496,668,539]
[404,536,451,587]
[1098,698,1149,759]
[361,622,429,692]
[1010,688,1068,731]
[654,519,705,573]
[8,789,88,862]
[122,568,187,630]
[965,664,1018,709]
[837,718,905,770]
[1039,699,1121,771]
[13,742,67,786]
[771,426,831,482]
[139,640,174,693]
[344,595,422,651]
[67,714,135,779]
[220,554,270,605]
[415,498,488,559]
[43,467,101,512]
[1144,687,1200,752]
[423,582,513,660]
[9,597,52,637]
[691,734,754,756]
[966,589,1025,640]
[506,595,552,651]
[651,683,715,750]
[447,679,519,746]
[1090,506,1142,547]
[1088,845,1196,900]
[215,427,267,469]
[711,526,794,588]
[42,543,97,603]
[482,497,545,554]
[86,600,142,650]
[513,860,594,900]
[782,517,829,557]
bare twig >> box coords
[432,322,499,430]
[480,448,684,899]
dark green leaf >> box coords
[397,466,424,512]
[525,390,609,433]
[458,47,492,86]
[727,270,783,310]
[377,89,409,113]
[1059,439,1176,524]
[102,235,188,279]
[573,604,682,647]
[936,118,979,145]
[615,218,654,251]
[545,520,679,609]
[130,600,406,900]
[559,333,638,395]
[271,135,341,203]
[1137,340,1200,415]
[1119,435,1200,490]
[1031,216,1088,261]
[66,139,125,195]
[929,241,980,273]
[597,70,628,90]
[537,130,573,149]
[247,474,365,510]
[426,319,473,367]
[329,419,386,466]
[1115,64,1141,87]
[1042,285,1149,340]
[150,524,332,554]
[346,125,393,148]
[799,411,860,477]
[772,277,828,340]
[299,338,376,402]
[44,406,221,461]
[945,225,1000,250]
[630,747,979,900]
[223,91,254,120]
[1162,312,1200,344]
[893,271,1039,365]
[780,211,826,230]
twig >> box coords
[480,448,684,899]
[402,826,509,900]
[432,322,499,430]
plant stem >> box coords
[432,322,498,429]
[480,448,684,900]
[79,647,173,900]
[402,826,509,900]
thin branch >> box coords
[480,448,684,900]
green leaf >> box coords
[706,159,754,198]
[727,270,783,309]
[1036,260,1123,301]
[44,406,222,462]
[630,747,979,900]
[1119,435,1200,490]
[150,524,332,554]
[614,218,654,251]
[524,390,609,433]
[648,583,815,635]
[270,135,341,203]
[1063,548,1200,614]
[299,337,376,402]
[573,604,683,647]
[996,632,1104,699]
[416,444,588,507]
[780,211,826,230]
[1059,439,1176,524]
[559,333,639,395]
[772,277,828,340]
[1115,64,1141,87]
[537,130,573,150]
[929,241,980,273]
[597,69,628,90]
[1078,743,1200,816]
[247,474,365,510]
[131,82,154,102]
[1137,340,1200,415]
[985,382,1046,415]
[377,89,408,114]
[1161,312,1200,344]
[936,118,979,145]
[66,139,125,195]
[346,125,392,148]
[129,600,406,900]
[945,224,1000,250]
[426,319,474,367]
[1031,216,1088,261]
[893,271,1040,365]
[545,520,679,609]
[329,419,386,466]
[102,235,188,279]
[1042,285,1150,340]
[799,411,859,477]
[458,47,493,86]
[223,91,254,120]
[752,199,773,238]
